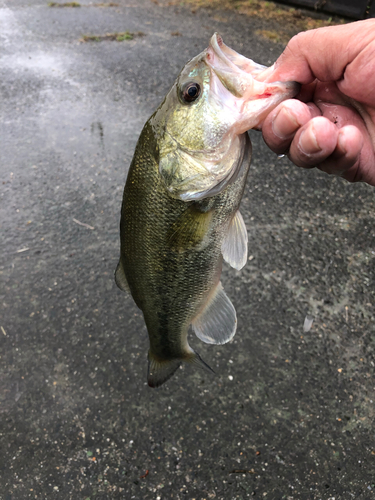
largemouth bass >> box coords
[116,34,299,387]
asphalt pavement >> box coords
[1,1,375,499]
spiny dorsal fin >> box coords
[221,210,248,270]
[192,281,237,345]
[167,205,212,252]
[115,260,130,293]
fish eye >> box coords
[181,82,201,103]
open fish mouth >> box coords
[204,33,299,131]
[205,32,299,102]
[207,33,269,81]
[158,33,300,201]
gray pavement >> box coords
[1,1,375,499]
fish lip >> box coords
[205,32,265,78]
[204,33,259,103]
[205,33,300,99]
[290,81,301,98]
[206,33,245,76]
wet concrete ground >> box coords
[1,1,375,499]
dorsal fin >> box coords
[221,210,248,270]
[115,260,130,293]
[191,281,237,345]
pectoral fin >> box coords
[192,281,237,345]
[221,210,248,270]
[115,260,130,293]
[168,206,212,252]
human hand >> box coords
[261,19,375,186]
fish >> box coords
[115,34,299,388]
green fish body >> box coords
[116,34,299,387]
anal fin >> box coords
[115,260,130,293]
[221,210,248,270]
[190,349,215,374]
[192,281,237,345]
[148,349,214,388]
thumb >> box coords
[265,19,375,99]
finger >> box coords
[265,20,375,104]
[262,100,321,154]
[318,125,364,178]
[315,99,373,180]
[337,39,375,106]
[288,116,339,168]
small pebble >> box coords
[303,315,314,332]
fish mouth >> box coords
[206,33,269,83]
[205,33,299,130]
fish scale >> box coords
[119,122,250,385]
[121,121,247,339]
[116,34,299,387]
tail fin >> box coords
[147,352,182,388]
[147,349,215,388]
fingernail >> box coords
[337,130,347,156]
[272,106,300,139]
[299,124,321,155]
